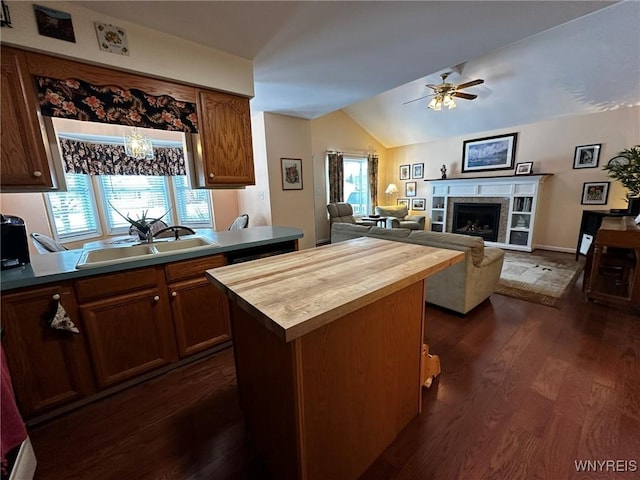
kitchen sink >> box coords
[152,236,215,252]
[76,236,218,269]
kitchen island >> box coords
[206,237,464,480]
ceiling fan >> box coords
[404,72,484,110]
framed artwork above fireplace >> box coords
[462,133,518,173]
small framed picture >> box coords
[581,181,610,205]
[281,158,303,190]
[33,4,76,43]
[412,163,424,179]
[397,198,409,209]
[399,164,410,180]
[573,144,601,169]
[411,198,426,210]
[405,181,417,197]
[515,162,533,175]
[95,22,129,56]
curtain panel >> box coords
[59,138,186,176]
[368,154,378,214]
[36,76,198,133]
[327,153,344,203]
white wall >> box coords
[1,1,253,96]
[310,111,388,244]
[386,106,640,251]
[262,113,316,250]
[237,112,273,228]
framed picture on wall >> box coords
[581,181,609,205]
[462,132,518,173]
[405,181,417,197]
[399,164,410,180]
[412,163,424,179]
[281,158,303,190]
[411,198,426,210]
[573,144,601,169]
[397,198,409,209]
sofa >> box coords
[330,223,505,314]
[374,205,426,230]
[327,202,376,226]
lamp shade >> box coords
[385,183,399,194]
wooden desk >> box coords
[576,209,629,260]
[584,216,640,308]
[207,238,463,479]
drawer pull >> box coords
[153,295,160,302]
[171,291,177,297]
[33,170,42,178]
[52,293,61,301]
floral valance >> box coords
[59,138,186,176]
[37,76,199,133]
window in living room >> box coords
[344,157,369,215]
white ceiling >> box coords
[77,1,640,148]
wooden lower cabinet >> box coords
[166,255,231,358]
[1,283,95,419]
[2,254,234,420]
[75,267,178,389]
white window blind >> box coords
[46,174,100,239]
[99,176,174,232]
[173,176,212,226]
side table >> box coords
[361,217,387,227]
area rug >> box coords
[495,251,584,308]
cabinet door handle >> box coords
[153,295,160,302]
[208,173,215,179]
[171,291,177,297]
[52,293,61,301]
[33,170,42,177]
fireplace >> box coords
[452,203,501,242]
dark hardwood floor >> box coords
[28,252,640,480]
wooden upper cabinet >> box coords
[1,46,55,190]
[195,89,255,187]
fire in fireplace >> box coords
[452,203,501,242]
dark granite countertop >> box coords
[0,226,303,292]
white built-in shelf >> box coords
[427,174,552,251]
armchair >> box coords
[375,205,425,230]
[327,203,376,226]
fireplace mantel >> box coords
[427,174,551,251]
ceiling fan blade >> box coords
[402,95,431,105]
[452,92,478,100]
[455,79,484,89]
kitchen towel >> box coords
[49,300,80,334]
[1,344,27,475]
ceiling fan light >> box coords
[428,97,439,110]
[447,97,457,109]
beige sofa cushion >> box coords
[409,230,485,266]
[375,205,408,218]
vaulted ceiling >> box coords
[78,1,639,148]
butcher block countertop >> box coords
[206,236,464,342]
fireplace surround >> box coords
[427,174,551,251]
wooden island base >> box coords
[208,237,464,479]
[230,280,425,480]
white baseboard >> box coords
[10,438,37,480]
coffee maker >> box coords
[1,214,31,269]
